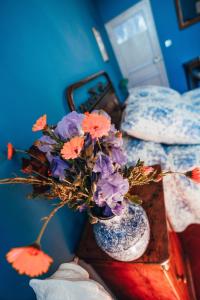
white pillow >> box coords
[30,263,113,300]
[121,86,200,144]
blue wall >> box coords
[95,0,200,93]
[0,1,122,299]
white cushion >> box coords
[30,263,113,300]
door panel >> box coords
[105,0,169,88]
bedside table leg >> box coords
[161,260,181,300]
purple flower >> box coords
[55,111,84,140]
[94,173,129,215]
[37,135,57,153]
[46,152,54,163]
[111,147,127,166]
[93,152,114,177]
[102,205,113,217]
[103,125,123,148]
[78,203,88,213]
[47,155,70,181]
[99,173,129,199]
[102,125,126,166]
[111,202,125,215]
[93,187,107,207]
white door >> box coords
[105,0,169,88]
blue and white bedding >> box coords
[122,86,200,232]
[121,86,200,144]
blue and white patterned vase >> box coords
[93,201,150,261]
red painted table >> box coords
[76,166,196,300]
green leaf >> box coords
[135,159,144,167]
[127,194,143,205]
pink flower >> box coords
[142,166,154,176]
[186,167,200,183]
[32,115,47,132]
[82,113,111,139]
[7,143,15,160]
[61,136,84,160]
[6,245,53,277]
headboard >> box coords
[66,71,123,129]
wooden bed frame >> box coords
[66,71,123,129]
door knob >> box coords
[153,56,162,64]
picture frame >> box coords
[175,0,200,29]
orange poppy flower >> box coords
[82,113,111,139]
[7,143,15,160]
[32,115,47,132]
[61,136,84,160]
[6,245,53,277]
[186,167,200,183]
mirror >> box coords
[175,0,200,29]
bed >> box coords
[66,71,200,233]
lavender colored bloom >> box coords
[78,203,88,213]
[55,111,84,140]
[93,187,106,207]
[46,152,54,163]
[48,155,70,181]
[93,152,114,177]
[99,173,129,199]
[111,202,125,216]
[111,147,127,166]
[102,202,125,217]
[38,135,57,153]
[102,205,113,217]
[103,125,123,148]
[94,173,129,215]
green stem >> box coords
[162,171,185,176]
[0,177,51,185]
[97,139,102,152]
[35,202,65,245]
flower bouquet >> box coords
[2,110,200,276]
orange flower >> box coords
[186,167,200,183]
[61,136,84,160]
[32,115,47,132]
[142,166,154,176]
[155,174,163,182]
[82,113,111,139]
[6,245,53,277]
[7,143,15,160]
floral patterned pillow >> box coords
[121,86,200,144]
[123,136,167,169]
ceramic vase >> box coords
[93,201,150,261]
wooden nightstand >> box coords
[76,166,196,300]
